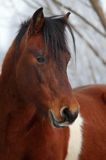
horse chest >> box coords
[25,124,69,160]
[65,114,83,160]
[1,114,83,160]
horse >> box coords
[0,7,106,160]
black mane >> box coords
[15,15,76,58]
[15,20,30,46]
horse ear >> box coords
[28,7,44,36]
[63,12,71,21]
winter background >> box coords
[0,0,106,88]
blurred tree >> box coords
[90,0,106,30]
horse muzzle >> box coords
[49,107,79,128]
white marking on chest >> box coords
[65,114,83,160]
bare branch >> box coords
[88,60,97,83]
[90,0,106,31]
[23,0,37,9]
[79,0,91,8]
[71,24,106,65]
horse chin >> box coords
[49,110,71,128]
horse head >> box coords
[10,8,79,128]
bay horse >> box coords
[0,7,106,160]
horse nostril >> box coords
[61,107,78,124]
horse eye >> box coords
[36,55,46,64]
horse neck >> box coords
[0,40,23,112]
[1,40,17,80]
